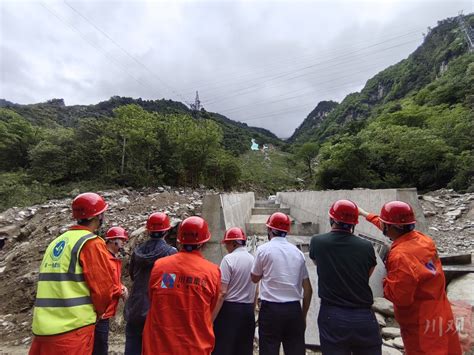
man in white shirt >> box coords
[251,212,313,355]
[212,227,257,355]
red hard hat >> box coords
[222,227,247,243]
[146,212,171,232]
[329,200,359,225]
[72,192,108,220]
[380,201,416,225]
[106,227,129,241]
[266,212,291,233]
[177,216,211,245]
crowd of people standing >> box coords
[28,192,462,355]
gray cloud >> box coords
[0,0,471,137]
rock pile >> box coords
[419,189,474,254]
[372,297,404,354]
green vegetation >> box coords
[298,15,474,193]
[0,105,256,210]
[239,150,304,194]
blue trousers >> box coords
[124,321,145,355]
[213,301,255,355]
[318,303,382,355]
[92,318,110,355]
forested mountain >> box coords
[291,14,473,192]
[0,96,283,210]
[0,96,281,155]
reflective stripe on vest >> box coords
[32,230,98,336]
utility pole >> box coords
[457,12,474,52]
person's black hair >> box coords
[395,224,415,233]
[270,229,287,238]
[150,231,166,239]
[330,218,354,231]
[77,218,92,226]
[183,244,201,252]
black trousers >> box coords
[258,301,305,355]
[318,303,382,355]
[213,301,255,355]
[92,318,110,355]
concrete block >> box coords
[255,201,279,208]
[251,207,290,215]
[440,253,472,265]
[276,188,427,237]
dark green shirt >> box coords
[309,230,377,308]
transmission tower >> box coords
[190,91,202,118]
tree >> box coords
[315,135,373,189]
[205,151,241,190]
[29,128,75,183]
[296,142,319,179]
[0,109,38,171]
[165,115,223,186]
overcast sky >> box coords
[1,0,472,137]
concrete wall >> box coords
[201,192,255,265]
[276,188,427,237]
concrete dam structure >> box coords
[201,188,426,347]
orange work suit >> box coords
[367,214,462,355]
[102,254,123,319]
[29,226,120,355]
[142,250,221,355]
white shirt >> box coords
[220,246,257,304]
[251,237,309,302]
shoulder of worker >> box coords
[309,232,332,244]
[386,246,421,272]
[350,233,374,248]
[224,248,254,267]
[82,235,107,251]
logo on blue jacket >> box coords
[161,273,176,288]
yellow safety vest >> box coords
[32,229,98,335]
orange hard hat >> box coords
[222,227,246,243]
[146,212,171,232]
[72,192,108,220]
[177,216,211,245]
[380,201,416,225]
[329,200,359,225]
[106,226,129,241]
[266,212,291,233]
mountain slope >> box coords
[292,14,474,144]
[288,100,338,143]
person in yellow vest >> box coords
[29,192,120,355]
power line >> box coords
[40,2,169,103]
[228,81,366,124]
[190,30,422,100]
[215,40,420,115]
[204,38,420,107]
[181,27,424,93]
[62,0,191,106]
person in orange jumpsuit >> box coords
[142,216,221,355]
[29,192,120,355]
[359,201,462,355]
[92,226,129,355]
